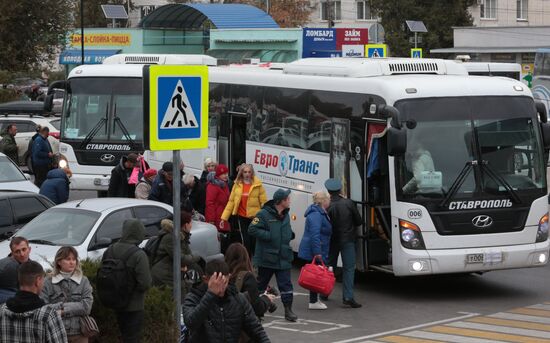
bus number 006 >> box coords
[407,209,422,219]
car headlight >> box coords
[536,213,548,243]
[399,219,425,249]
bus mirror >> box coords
[541,123,550,149]
[536,102,548,123]
[379,105,401,128]
[387,126,407,156]
[47,80,67,94]
[43,94,54,112]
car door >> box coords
[87,208,134,260]
[10,195,52,231]
[0,199,15,240]
[133,206,171,238]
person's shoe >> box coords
[343,299,362,308]
[320,295,329,301]
[308,301,328,310]
[284,304,298,322]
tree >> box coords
[369,0,474,57]
[0,0,73,72]
[224,0,313,28]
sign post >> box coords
[143,64,209,325]
[365,44,387,58]
[411,48,423,58]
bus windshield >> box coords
[62,77,142,142]
[395,96,546,205]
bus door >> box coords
[218,112,246,179]
[364,121,392,271]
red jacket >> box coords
[205,178,230,231]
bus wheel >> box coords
[97,191,108,198]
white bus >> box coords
[457,61,522,80]
[49,55,550,276]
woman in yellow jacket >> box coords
[221,164,267,256]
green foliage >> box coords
[0,89,18,103]
[369,0,474,57]
[81,259,179,343]
[0,0,73,72]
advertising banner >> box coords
[247,142,329,193]
[71,33,132,47]
[342,45,365,58]
[336,28,368,50]
[302,28,337,58]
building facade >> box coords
[306,0,379,29]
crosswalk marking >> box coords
[365,302,550,343]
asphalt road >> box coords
[69,190,550,343]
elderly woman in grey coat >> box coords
[41,246,93,343]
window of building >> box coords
[517,0,527,20]
[321,1,342,21]
[356,1,375,20]
[481,0,497,19]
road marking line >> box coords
[262,314,351,334]
[377,335,444,343]
[332,312,480,343]
[510,308,550,318]
[489,312,550,324]
[447,321,550,339]
[467,316,550,332]
[427,325,550,343]
[404,330,507,343]
[528,304,550,311]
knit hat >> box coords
[144,168,157,179]
[215,164,229,177]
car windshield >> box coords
[49,119,61,130]
[16,208,101,246]
[62,77,142,142]
[394,96,547,205]
[0,156,26,182]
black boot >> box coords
[284,303,298,322]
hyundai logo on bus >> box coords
[254,149,319,176]
[472,215,494,228]
[100,154,116,163]
[448,199,512,210]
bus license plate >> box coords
[467,254,484,264]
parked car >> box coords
[0,114,60,168]
[0,198,222,269]
[0,191,54,240]
[0,152,38,193]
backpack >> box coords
[143,233,167,266]
[96,245,140,310]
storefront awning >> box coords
[207,49,297,63]
[59,49,121,65]
[430,47,540,54]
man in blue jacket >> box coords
[32,127,53,187]
[39,168,71,204]
[249,188,297,322]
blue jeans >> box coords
[329,241,356,301]
[257,267,293,305]
[0,288,16,304]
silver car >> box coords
[0,198,222,268]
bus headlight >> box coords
[399,219,425,249]
[58,158,68,169]
[536,213,549,243]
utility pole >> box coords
[80,0,84,65]
[266,0,269,14]
[327,0,333,28]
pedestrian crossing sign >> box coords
[411,48,423,58]
[365,44,387,58]
[144,65,209,151]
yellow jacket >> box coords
[221,176,267,220]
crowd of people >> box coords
[0,152,364,342]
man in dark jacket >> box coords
[107,153,138,198]
[183,260,270,343]
[325,178,362,308]
[148,162,191,211]
[104,219,151,343]
[32,127,53,187]
[0,237,32,303]
[249,188,297,322]
[0,124,18,164]
[0,260,67,343]
[26,125,41,173]
[39,168,70,204]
